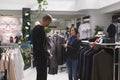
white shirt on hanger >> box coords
[78,23,91,39]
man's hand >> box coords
[62,40,68,48]
[62,44,67,48]
[49,54,53,59]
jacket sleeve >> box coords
[107,24,116,33]
[67,45,78,51]
[67,39,81,52]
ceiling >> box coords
[0,0,120,30]
[0,0,37,10]
[0,0,76,10]
[0,0,119,21]
[0,0,80,21]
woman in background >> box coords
[63,27,81,80]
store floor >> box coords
[23,66,68,80]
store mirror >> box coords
[0,16,22,43]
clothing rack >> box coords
[0,44,19,80]
[81,40,120,80]
[0,44,24,80]
[0,43,19,48]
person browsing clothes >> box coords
[62,27,81,80]
[32,14,53,80]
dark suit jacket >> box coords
[47,37,58,74]
[66,39,81,59]
[32,25,49,58]
[50,35,66,65]
[92,49,113,80]
[107,24,116,39]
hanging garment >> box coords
[78,47,89,79]
[81,48,93,80]
[0,48,24,80]
[47,37,58,75]
[78,23,91,39]
[78,44,113,80]
[11,48,24,80]
[91,49,113,80]
[51,34,66,65]
[107,24,116,39]
[48,34,66,75]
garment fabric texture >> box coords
[47,34,66,75]
[91,49,113,80]
[107,24,116,39]
[0,48,24,80]
[47,37,58,75]
[78,45,113,80]
[78,47,89,79]
[68,36,77,45]
[78,23,91,39]
[51,34,66,65]
[66,37,81,59]
[81,49,93,80]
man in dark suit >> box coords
[107,19,117,40]
[32,14,52,80]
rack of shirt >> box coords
[0,43,24,80]
[78,41,120,80]
[78,23,91,39]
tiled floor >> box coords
[23,66,68,80]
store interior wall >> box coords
[0,11,117,37]
[89,10,113,36]
[65,21,72,28]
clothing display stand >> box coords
[0,43,24,80]
[0,44,19,80]
[81,41,120,80]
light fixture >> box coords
[52,18,57,21]
[43,0,48,5]
[25,26,29,29]
[35,21,40,25]
[27,22,31,26]
[25,12,29,16]
[26,34,29,37]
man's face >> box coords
[0,16,22,43]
